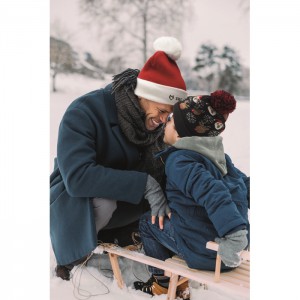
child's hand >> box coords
[215,229,248,267]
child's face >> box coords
[163,114,179,145]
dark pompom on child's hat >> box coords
[173,90,236,137]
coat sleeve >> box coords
[57,107,147,204]
[166,154,247,237]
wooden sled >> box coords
[98,241,250,300]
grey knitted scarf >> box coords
[112,68,167,187]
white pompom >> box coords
[153,36,182,61]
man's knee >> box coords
[93,198,117,231]
[93,198,117,211]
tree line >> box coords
[50,36,248,96]
[50,0,249,95]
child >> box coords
[134,90,250,297]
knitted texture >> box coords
[134,37,187,105]
[210,90,236,114]
[173,90,236,137]
[112,68,167,187]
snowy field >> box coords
[50,73,250,300]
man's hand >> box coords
[144,175,171,229]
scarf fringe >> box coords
[112,68,140,94]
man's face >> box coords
[163,114,179,145]
[139,98,173,131]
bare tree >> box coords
[79,0,189,66]
[50,21,77,92]
[50,37,75,92]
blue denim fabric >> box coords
[139,212,185,275]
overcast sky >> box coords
[50,0,250,67]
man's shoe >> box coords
[55,255,89,280]
[55,264,73,281]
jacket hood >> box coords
[173,136,227,175]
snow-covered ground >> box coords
[50,73,250,300]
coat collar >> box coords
[103,83,119,125]
[154,146,177,164]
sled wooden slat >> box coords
[108,253,124,289]
[231,266,249,276]
[238,262,250,272]
[98,241,250,300]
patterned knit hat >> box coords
[134,36,187,105]
[173,90,236,137]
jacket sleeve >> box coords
[238,172,250,209]
[166,154,247,237]
[225,154,250,209]
[57,107,147,204]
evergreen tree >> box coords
[193,43,243,94]
[218,45,242,94]
[193,43,218,92]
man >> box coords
[50,37,187,280]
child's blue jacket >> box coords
[156,136,250,270]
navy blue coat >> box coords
[159,147,250,271]
[50,84,148,265]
